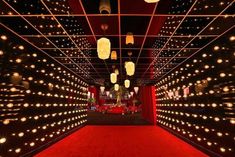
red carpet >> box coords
[35,126,208,157]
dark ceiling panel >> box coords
[121,16,150,35]
[120,0,155,14]
[0,0,234,86]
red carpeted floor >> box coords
[35,126,208,157]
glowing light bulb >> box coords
[0,137,6,144]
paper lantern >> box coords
[134,87,139,93]
[100,86,105,93]
[110,73,117,84]
[126,32,134,45]
[115,69,119,75]
[125,61,135,76]
[114,84,119,91]
[144,0,160,3]
[124,79,130,88]
[111,51,117,60]
[97,37,111,60]
[106,91,110,96]
[99,0,111,14]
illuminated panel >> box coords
[0,26,88,156]
[155,29,235,157]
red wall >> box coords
[88,86,99,105]
[140,86,156,125]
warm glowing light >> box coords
[124,79,130,88]
[18,132,24,137]
[111,51,117,60]
[18,45,24,50]
[217,59,223,63]
[126,32,134,45]
[0,137,6,144]
[1,35,7,40]
[229,36,235,41]
[97,37,111,60]
[125,61,135,76]
[214,46,220,51]
[16,58,22,63]
[114,84,119,91]
[115,69,119,75]
[110,73,117,83]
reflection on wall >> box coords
[0,26,88,156]
[155,29,235,157]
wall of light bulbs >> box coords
[155,30,235,157]
[0,26,88,156]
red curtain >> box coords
[140,86,156,125]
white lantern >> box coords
[97,37,111,60]
[144,0,160,3]
[124,79,130,88]
[110,73,117,84]
[100,86,105,93]
[134,87,139,93]
[114,84,119,91]
[125,61,135,76]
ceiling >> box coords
[0,0,234,87]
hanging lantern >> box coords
[126,32,134,45]
[114,84,119,91]
[144,0,160,3]
[97,37,111,60]
[99,0,111,14]
[111,51,117,60]
[100,86,105,93]
[10,72,22,85]
[130,91,134,96]
[115,69,119,75]
[106,91,110,96]
[124,79,130,88]
[125,61,135,76]
[134,87,139,93]
[110,73,117,84]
